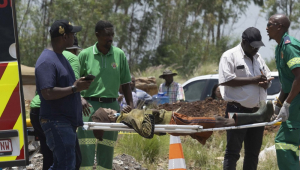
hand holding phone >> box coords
[84,74,95,80]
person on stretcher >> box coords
[91,101,274,145]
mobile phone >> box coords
[84,74,95,80]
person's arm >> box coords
[273,89,288,116]
[143,91,152,101]
[68,57,81,79]
[77,50,93,116]
[122,83,133,108]
[132,92,138,108]
[220,76,268,87]
[67,57,85,114]
[257,58,274,89]
[158,84,163,93]
[41,87,73,100]
[41,77,92,100]
[276,69,300,122]
[218,52,268,87]
[176,83,185,101]
[78,50,87,78]
[285,67,300,103]
[276,89,288,107]
[276,45,300,121]
[118,51,133,108]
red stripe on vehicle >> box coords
[0,84,21,130]
[0,63,8,79]
[16,146,24,160]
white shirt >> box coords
[218,44,271,108]
[119,92,138,109]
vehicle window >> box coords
[201,79,219,100]
[183,80,207,102]
[267,76,281,95]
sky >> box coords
[230,2,299,62]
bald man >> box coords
[267,14,300,170]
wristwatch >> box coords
[71,85,77,93]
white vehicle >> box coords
[183,72,281,102]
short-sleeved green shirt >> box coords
[30,50,81,108]
[275,32,300,127]
[275,33,300,93]
[30,92,41,108]
[62,50,80,79]
[78,43,131,98]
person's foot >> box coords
[214,116,235,127]
[233,101,274,126]
[257,100,274,122]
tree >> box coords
[262,0,300,31]
[16,0,265,77]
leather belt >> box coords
[227,102,259,113]
[84,97,116,103]
[30,107,40,112]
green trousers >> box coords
[275,122,300,170]
[77,100,119,170]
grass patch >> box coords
[115,134,169,166]
[115,130,279,170]
[189,62,219,79]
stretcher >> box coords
[83,118,282,134]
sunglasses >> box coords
[267,22,278,28]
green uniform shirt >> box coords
[30,50,81,108]
[275,33,300,93]
[275,32,300,127]
[78,43,131,98]
[30,92,41,108]
[62,50,80,79]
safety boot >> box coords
[233,101,274,126]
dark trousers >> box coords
[30,108,82,170]
[30,108,53,170]
[223,104,264,170]
[40,119,82,170]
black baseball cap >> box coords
[242,27,265,48]
[66,36,82,50]
[50,19,82,38]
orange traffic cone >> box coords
[168,135,186,170]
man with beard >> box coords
[77,20,133,170]
[267,14,300,170]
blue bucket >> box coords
[152,92,170,105]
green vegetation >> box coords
[115,131,279,170]
[17,0,300,77]
[16,0,276,76]
[115,134,169,165]
[132,63,219,86]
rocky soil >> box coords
[159,97,227,117]
[3,153,148,170]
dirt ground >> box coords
[159,97,227,117]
